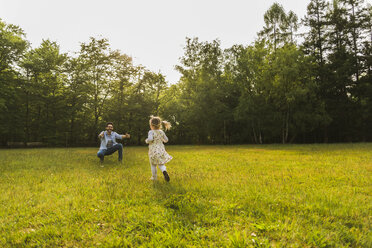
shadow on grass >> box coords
[151,180,187,198]
[91,154,139,170]
[150,181,215,228]
[234,143,372,152]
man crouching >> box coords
[97,122,130,163]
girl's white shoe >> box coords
[150,176,157,181]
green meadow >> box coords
[0,144,371,247]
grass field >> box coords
[0,144,371,247]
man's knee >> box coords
[116,143,123,149]
[97,150,105,158]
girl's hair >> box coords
[149,116,172,131]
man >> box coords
[97,122,130,163]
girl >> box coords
[145,116,172,181]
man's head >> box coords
[106,122,114,133]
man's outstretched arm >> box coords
[98,131,104,139]
[115,133,130,139]
[122,133,130,139]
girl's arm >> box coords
[161,130,169,143]
[145,131,154,144]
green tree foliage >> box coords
[20,40,67,145]
[63,56,91,145]
[258,2,288,50]
[0,19,28,144]
[0,0,371,146]
[302,0,372,142]
[174,38,236,144]
[79,37,115,143]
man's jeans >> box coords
[97,143,123,161]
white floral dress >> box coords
[145,130,172,165]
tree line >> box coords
[0,0,371,146]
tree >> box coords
[302,0,331,141]
[264,45,329,143]
[79,37,115,143]
[20,40,67,145]
[341,0,370,82]
[226,41,270,143]
[302,0,329,80]
[325,0,359,141]
[124,68,163,144]
[103,51,136,135]
[176,37,233,144]
[284,11,299,44]
[258,3,288,50]
[0,19,28,145]
[354,2,372,141]
[63,56,90,145]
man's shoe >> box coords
[163,171,170,182]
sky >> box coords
[0,0,314,83]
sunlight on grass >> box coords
[0,144,371,247]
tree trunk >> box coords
[70,117,75,145]
[282,109,289,144]
[25,91,29,144]
[323,127,328,143]
[37,105,41,142]
[289,133,297,143]
[285,108,289,142]
[258,121,262,144]
[252,124,258,144]
[351,3,359,82]
[137,127,141,145]
[259,130,262,144]
[223,120,226,144]
[316,2,324,66]
[24,69,30,144]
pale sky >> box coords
[1,0,314,83]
